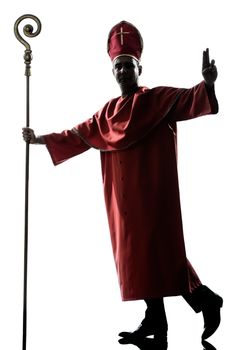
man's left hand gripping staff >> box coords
[22,127,45,144]
[202,48,218,86]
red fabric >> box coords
[107,20,143,61]
[187,260,202,292]
[44,81,218,301]
[44,130,90,165]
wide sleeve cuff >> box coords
[170,81,219,122]
[43,130,90,166]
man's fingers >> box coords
[205,48,210,63]
[203,48,210,69]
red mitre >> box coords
[107,20,143,62]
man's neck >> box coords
[121,84,140,98]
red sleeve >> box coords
[170,81,218,122]
[43,129,90,166]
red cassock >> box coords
[43,81,218,301]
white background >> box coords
[0,0,233,349]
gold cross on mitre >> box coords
[116,27,130,45]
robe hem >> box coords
[121,289,190,301]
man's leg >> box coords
[183,259,223,339]
[119,298,168,345]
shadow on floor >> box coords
[202,340,217,350]
[118,337,217,349]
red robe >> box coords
[43,81,218,301]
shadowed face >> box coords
[112,55,142,96]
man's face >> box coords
[112,56,142,92]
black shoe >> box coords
[119,322,155,340]
[118,321,168,345]
[201,294,223,340]
[183,285,223,339]
[119,298,168,343]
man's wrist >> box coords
[204,79,214,87]
[204,81,218,114]
[34,135,45,144]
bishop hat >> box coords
[107,20,143,62]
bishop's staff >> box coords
[14,14,42,350]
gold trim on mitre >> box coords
[112,54,140,63]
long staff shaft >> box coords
[23,76,30,350]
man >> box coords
[23,21,222,348]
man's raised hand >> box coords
[202,48,218,86]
